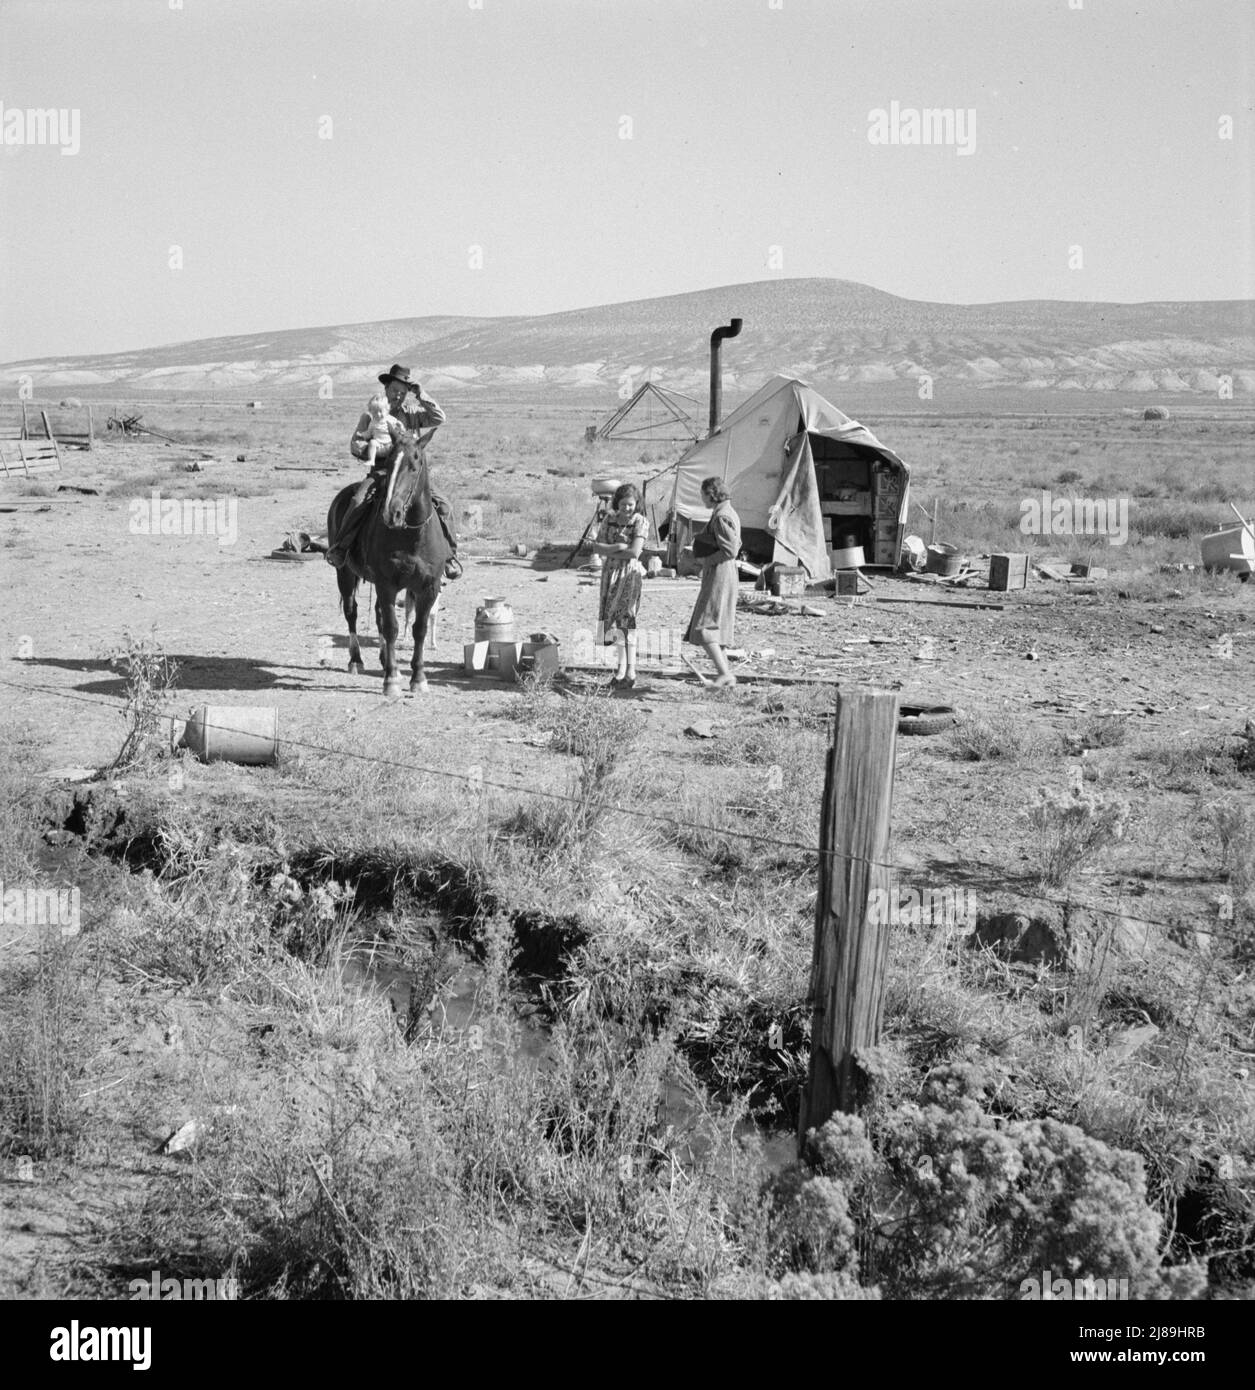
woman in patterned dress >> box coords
[684,477,741,688]
[591,482,648,688]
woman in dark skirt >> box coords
[684,477,741,688]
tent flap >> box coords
[766,435,829,577]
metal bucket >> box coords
[177,706,279,765]
[925,543,962,577]
[474,596,516,643]
[900,535,927,572]
[1200,524,1255,575]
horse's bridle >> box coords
[383,437,438,533]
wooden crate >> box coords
[989,552,1029,591]
[770,566,807,597]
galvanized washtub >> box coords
[1200,523,1255,579]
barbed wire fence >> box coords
[1,671,1249,950]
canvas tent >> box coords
[666,376,910,578]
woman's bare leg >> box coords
[701,637,733,683]
[624,632,638,680]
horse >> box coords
[326,428,450,698]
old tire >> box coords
[898,704,957,736]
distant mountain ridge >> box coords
[6,279,1253,395]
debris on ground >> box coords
[268,531,326,561]
[106,412,183,444]
[106,411,145,436]
[159,1119,201,1155]
[738,596,827,618]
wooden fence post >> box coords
[20,400,29,440]
[86,404,94,450]
[799,687,899,1148]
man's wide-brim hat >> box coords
[379,363,417,388]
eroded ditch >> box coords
[38,780,805,1163]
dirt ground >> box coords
[3,435,1251,791]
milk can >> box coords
[474,597,516,644]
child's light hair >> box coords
[368,392,390,417]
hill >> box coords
[6,279,1253,395]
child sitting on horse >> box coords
[361,392,400,467]
[324,393,401,569]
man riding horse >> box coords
[325,363,463,579]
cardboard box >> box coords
[989,553,1030,591]
[499,640,562,683]
[464,639,524,676]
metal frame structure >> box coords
[592,380,702,443]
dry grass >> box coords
[950,712,1058,763]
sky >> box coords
[1,0,1252,360]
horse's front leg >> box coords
[338,569,364,675]
[410,583,437,694]
[377,586,403,698]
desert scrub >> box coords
[0,943,95,1160]
[110,822,275,989]
[951,712,1055,762]
[266,865,355,964]
[1138,733,1244,791]
[726,719,825,823]
[660,781,747,869]
[1200,800,1255,894]
[104,629,180,773]
[121,1018,479,1298]
[1077,713,1129,750]
[535,686,646,762]
[1026,784,1130,888]
[504,688,646,848]
[774,1067,1206,1300]
[1130,502,1226,542]
[872,1065,1205,1299]
[764,1112,873,1282]
[0,720,43,884]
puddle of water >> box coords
[344,944,797,1174]
[749,1127,800,1173]
[660,1076,797,1175]
[341,947,548,1065]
